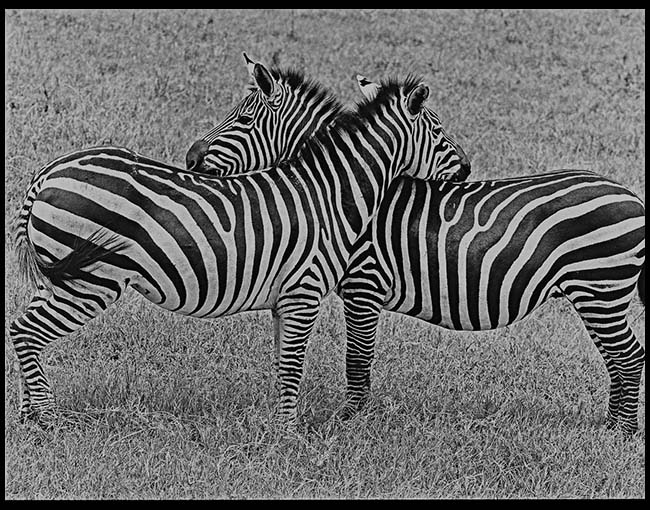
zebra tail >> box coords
[13,194,126,288]
[13,189,45,289]
[36,231,128,285]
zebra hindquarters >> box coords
[10,278,126,427]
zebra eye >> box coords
[236,114,253,125]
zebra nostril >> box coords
[186,139,210,171]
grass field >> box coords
[5,9,645,499]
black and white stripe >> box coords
[187,72,643,435]
[183,71,644,435]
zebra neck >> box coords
[280,101,342,163]
[295,122,400,240]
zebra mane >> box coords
[354,73,425,120]
[245,66,345,120]
[284,74,425,168]
[248,66,346,164]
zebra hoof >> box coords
[19,407,37,424]
[337,405,359,421]
[605,415,619,430]
[267,411,300,436]
[606,419,638,440]
[618,423,639,440]
[337,398,369,421]
[22,406,59,430]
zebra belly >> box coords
[386,287,548,331]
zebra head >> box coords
[186,53,342,175]
[356,75,471,182]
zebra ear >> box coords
[356,74,381,101]
[243,52,257,78]
[243,52,276,98]
[406,83,429,115]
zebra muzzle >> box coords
[186,139,211,172]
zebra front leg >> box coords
[10,280,123,428]
[340,295,383,419]
[273,297,321,428]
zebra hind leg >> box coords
[592,342,624,430]
[9,279,124,428]
[11,286,51,422]
[570,293,645,437]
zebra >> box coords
[187,72,645,436]
[10,57,345,426]
[10,71,468,429]
[333,76,645,436]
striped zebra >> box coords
[10,57,343,426]
[187,72,645,436]
[10,71,467,429]
[334,76,645,436]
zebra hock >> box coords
[11,71,468,428]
